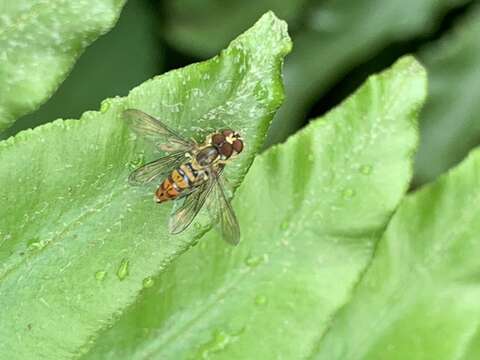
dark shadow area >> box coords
[305,1,476,123]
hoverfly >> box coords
[124,109,244,245]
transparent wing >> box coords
[124,109,194,152]
[129,152,186,185]
[169,178,215,235]
[168,168,240,245]
[210,171,240,245]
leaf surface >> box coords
[84,57,426,359]
[0,12,291,359]
[0,0,126,132]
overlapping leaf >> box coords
[0,0,126,132]
[2,0,161,140]
[0,13,291,359]
[314,127,480,360]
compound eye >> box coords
[212,133,225,146]
[232,139,244,153]
[222,129,234,137]
[220,142,233,158]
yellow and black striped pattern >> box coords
[155,162,202,203]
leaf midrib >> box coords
[300,67,419,358]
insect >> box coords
[124,109,244,245]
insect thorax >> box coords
[195,146,220,167]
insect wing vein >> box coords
[211,171,240,245]
[168,177,215,235]
[124,109,194,152]
[129,152,186,185]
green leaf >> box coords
[1,0,161,140]
[162,0,308,58]
[0,0,126,133]
[312,126,480,360]
[265,0,468,146]
[0,12,291,359]
[83,56,426,359]
[415,5,480,185]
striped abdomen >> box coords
[155,162,201,203]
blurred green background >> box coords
[3,0,479,187]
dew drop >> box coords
[117,258,129,281]
[100,100,110,113]
[244,255,262,268]
[143,277,154,288]
[342,188,355,199]
[359,164,372,175]
[193,222,211,235]
[197,328,240,358]
[28,239,46,251]
[255,294,268,306]
[127,152,145,170]
[95,271,107,281]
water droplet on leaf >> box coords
[194,222,210,232]
[143,277,154,288]
[27,238,46,251]
[95,271,107,281]
[360,164,372,175]
[197,328,241,358]
[255,295,268,305]
[244,255,262,268]
[127,152,145,170]
[342,188,355,199]
[100,100,110,113]
[117,258,129,281]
